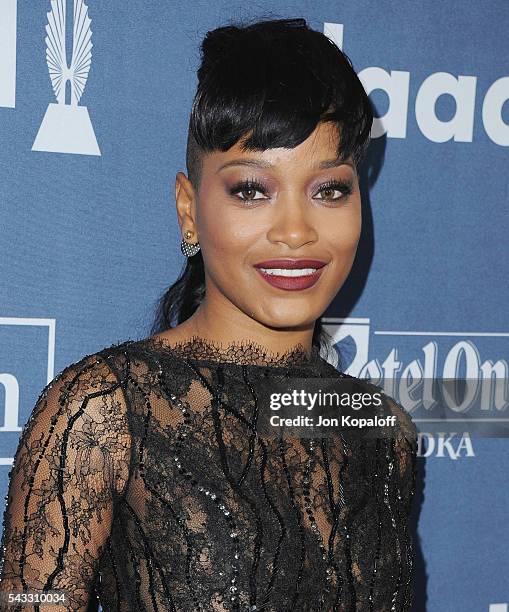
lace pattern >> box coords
[149,335,319,367]
[0,335,418,611]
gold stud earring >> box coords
[180,230,201,257]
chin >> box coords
[253,307,320,330]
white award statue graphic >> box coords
[32,0,100,155]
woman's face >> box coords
[177,121,361,331]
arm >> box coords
[0,353,131,611]
[384,394,419,515]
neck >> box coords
[173,294,316,359]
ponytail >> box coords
[151,252,205,334]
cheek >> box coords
[197,201,262,264]
[322,206,362,256]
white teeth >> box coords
[259,267,317,277]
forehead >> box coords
[204,122,349,173]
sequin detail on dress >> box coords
[0,336,418,611]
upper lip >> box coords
[253,258,327,269]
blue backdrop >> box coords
[1,1,508,610]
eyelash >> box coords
[229,178,354,205]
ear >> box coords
[175,171,197,236]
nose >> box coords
[266,194,319,249]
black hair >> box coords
[151,16,373,360]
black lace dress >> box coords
[0,336,418,612]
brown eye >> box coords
[319,187,340,199]
[229,179,269,202]
[314,179,354,202]
[238,187,264,201]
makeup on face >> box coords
[218,159,356,208]
[253,258,328,291]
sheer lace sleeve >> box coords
[0,353,132,611]
[385,394,419,515]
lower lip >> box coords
[254,267,325,291]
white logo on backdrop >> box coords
[0,317,56,465]
[322,317,509,457]
[32,0,100,155]
[324,22,509,146]
[418,432,475,460]
[3,14,508,148]
[0,0,17,108]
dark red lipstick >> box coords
[253,259,327,291]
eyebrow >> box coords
[217,158,355,173]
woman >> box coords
[0,17,418,612]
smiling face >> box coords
[176,121,362,333]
